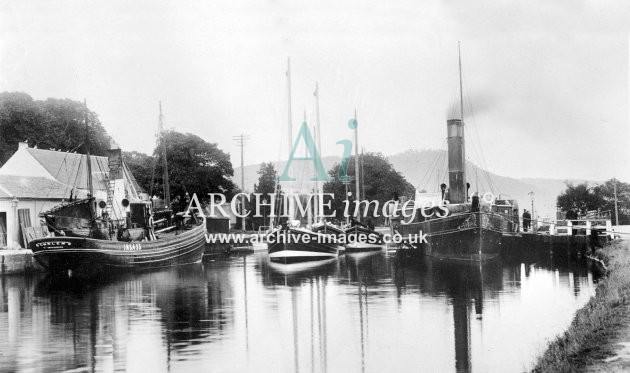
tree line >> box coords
[0,92,416,224]
[241,154,415,230]
[9,92,627,229]
[557,180,630,224]
[0,92,238,201]
[0,92,111,164]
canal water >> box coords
[0,250,597,372]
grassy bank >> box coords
[533,239,630,372]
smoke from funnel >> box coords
[447,100,462,120]
[445,91,496,120]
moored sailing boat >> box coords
[344,222,383,253]
[312,221,345,238]
[267,225,341,263]
[343,114,383,253]
[267,61,340,263]
[29,102,206,275]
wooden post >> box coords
[614,179,619,226]
[606,220,613,239]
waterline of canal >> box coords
[0,251,598,372]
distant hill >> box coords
[233,149,586,219]
[387,149,583,218]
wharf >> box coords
[501,232,595,260]
[0,250,44,275]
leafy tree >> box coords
[40,97,111,155]
[154,130,237,203]
[123,150,154,193]
[557,182,605,216]
[323,152,415,223]
[0,92,240,210]
[593,179,630,225]
[251,162,281,229]
[0,92,111,165]
[254,162,278,196]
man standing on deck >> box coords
[523,209,531,232]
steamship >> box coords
[392,47,519,261]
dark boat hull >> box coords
[28,224,207,275]
[312,223,345,239]
[344,243,383,253]
[267,228,339,263]
[344,225,384,244]
[396,212,504,261]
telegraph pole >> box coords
[528,191,535,230]
[233,134,250,231]
[614,178,619,226]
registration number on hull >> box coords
[123,243,142,251]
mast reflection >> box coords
[345,252,377,373]
[0,250,598,372]
[262,257,335,373]
[394,254,503,372]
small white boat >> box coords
[268,257,337,274]
[267,226,341,263]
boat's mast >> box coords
[158,102,171,208]
[314,82,322,222]
[353,109,360,221]
[304,110,312,228]
[458,42,467,201]
[287,57,293,157]
[84,99,94,199]
[286,57,295,221]
[458,42,464,122]
[360,147,365,203]
[312,122,319,221]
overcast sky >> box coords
[1,0,629,183]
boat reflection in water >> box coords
[267,257,338,278]
[262,254,338,373]
[0,250,596,372]
[403,257,504,372]
[2,263,234,372]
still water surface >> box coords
[0,250,597,372]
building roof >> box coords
[0,144,144,200]
[26,148,109,191]
[0,175,69,199]
[0,186,11,198]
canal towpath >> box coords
[535,238,630,372]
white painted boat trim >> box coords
[268,250,338,258]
